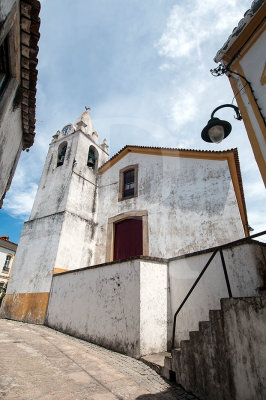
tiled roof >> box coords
[20,0,41,149]
[0,237,18,251]
[100,144,238,167]
[214,0,265,62]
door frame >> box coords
[106,210,149,262]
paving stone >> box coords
[0,319,198,399]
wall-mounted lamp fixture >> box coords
[201,104,242,144]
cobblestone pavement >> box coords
[0,319,197,400]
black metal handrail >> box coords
[171,230,266,349]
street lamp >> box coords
[201,104,242,144]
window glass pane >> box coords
[3,255,11,272]
[124,169,135,197]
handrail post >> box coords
[219,249,232,298]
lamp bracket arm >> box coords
[211,104,242,121]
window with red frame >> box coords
[123,169,135,197]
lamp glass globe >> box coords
[208,125,225,143]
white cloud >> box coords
[156,0,251,61]
[245,180,266,199]
[169,91,198,128]
[4,183,37,220]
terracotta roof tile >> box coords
[214,0,265,62]
[20,0,41,150]
[101,144,239,167]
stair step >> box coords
[209,309,221,324]
[164,354,172,370]
[199,320,210,332]
[189,330,199,342]
[140,352,170,375]
[180,339,189,347]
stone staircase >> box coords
[161,292,266,400]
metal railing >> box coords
[171,230,266,349]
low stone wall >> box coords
[46,259,168,358]
[170,294,266,400]
[168,241,266,346]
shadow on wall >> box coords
[136,386,198,399]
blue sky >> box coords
[1,0,265,243]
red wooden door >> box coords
[113,218,143,261]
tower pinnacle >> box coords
[76,109,93,135]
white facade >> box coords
[95,151,245,264]
[214,1,266,185]
[0,237,17,289]
[1,111,247,325]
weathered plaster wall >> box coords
[4,214,65,295]
[29,131,104,267]
[95,153,245,264]
[29,135,79,220]
[55,211,96,270]
[0,102,23,207]
[139,261,168,355]
[46,259,168,357]
[0,0,22,207]
[169,241,266,346]
[169,294,266,400]
[222,295,266,400]
[3,128,109,322]
[0,214,64,323]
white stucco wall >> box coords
[29,134,79,220]
[139,261,168,355]
[8,128,109,299]
[6,214,65,295]
[169,241,266,346]
[223,295,266,400]
[0,103,23,206]
[55,211,97,270]
[0,0,22,207]
[46,259,168,357]
[95,153,245,264]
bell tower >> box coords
[1,111,109,324]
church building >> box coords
[1,110,248,324]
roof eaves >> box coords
[99,144,238,172]
[20,0,41,150]
[214,0,265,63]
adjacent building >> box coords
[214,0,266,185]
[0,0,40,207]
[0,236,17,290]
